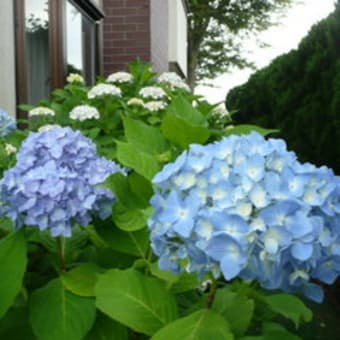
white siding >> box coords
[0,0,17,116]
[168,0,187,76]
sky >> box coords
[195,0,336,104]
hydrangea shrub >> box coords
[0,61,337,340]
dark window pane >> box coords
[25,0,50,104]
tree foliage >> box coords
[226,3,340,174]
[187,0,294,88]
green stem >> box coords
[206,279,218,309]
[58,237,66,272]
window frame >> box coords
[14,0,104,118]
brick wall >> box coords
[102,0,151,75]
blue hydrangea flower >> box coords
[148,132,340,302]
[0,127,125,237]
[0,108,16,137]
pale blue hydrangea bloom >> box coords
[149,132,340,302]
[0,108,16,137]
[0,127,125,237]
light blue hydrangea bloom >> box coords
[0,108,16,137]
[0,127,125,237]
[149,132,340,302]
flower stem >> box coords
[206,279,218,309]
[58,237,66,272]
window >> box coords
[15,0,103,112]
[25,0,50,105]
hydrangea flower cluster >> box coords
[0,127,125,237]
[66,73,84,84]
[0,109,16,137]
[38,124,61,132]
[127,98,145,107]
[28,107,55,117]
[69,105,100,121]
[149,132,340,302]
[88,84,122,99]
[4,144,17,155]
[143,101,167,112]
[158,72,190,92]
[107,71,134,84]
[139,86,167,100]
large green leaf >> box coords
[95,269,178,336]
[0,231,27,318]
[212,288,254,336]
[104,172,143,209]
[262,322,301,340]
[85,313,128,340]
[95,223,149,258]
[123,117,170,155]
[168,95,207,126]
[224,125,279,137]
[151,309,234,340]
[61,263,100,297]
[116,141,160,180]
[113,203,150,232]
[161,113,210,149]
[264,293,312,327]
[0,307,35,340]
[29,279,96,340]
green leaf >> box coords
[104,172,142,209]
[128,172,154,207]
[116,141,160,180]
[95,269,178,336]
[149,262,179,285]
[85,313,128,340]
[0,307,35,340]
[123,117,170,155]
[61,263,100,297]
[264,293,312,328]
[151,309,234,340]
[29,279,96,340]
[224,125,279,137]
[168,96,207,126]
[95,223,149,258]
[170,272,200,294]
[262,322,301,340]
[17,104,35,111]
[212,288,254,336]
[0,231,27,318]
[161,113,210,149]
[113,203,150,232]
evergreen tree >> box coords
[226,3,340,174]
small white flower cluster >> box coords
[69,105,100,121]
[28,107,55,117]
[143,101,167,112]
[66,73,84,84]
[158,72,190,91]
[38,124,61,132]
[88,84,122,99]
[4,143,17,155]
[107,71,134,84]
[139,86,167,100]
[127,98,144,107]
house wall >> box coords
[150,0,168,73]
[102,0,151,75]
[168,0,188,77]
[0,0,17,116]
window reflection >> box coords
[25,0,50,105]
[66,1,83,74]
